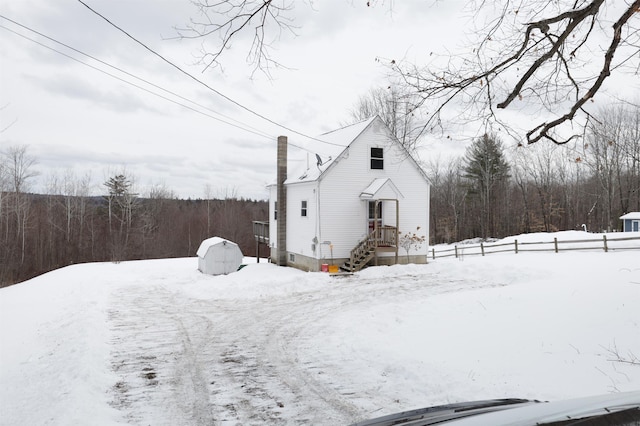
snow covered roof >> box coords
[359,178,404,200]
[620,212,640,220]
[196,237,238,258]
[284,117,377,185]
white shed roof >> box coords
[620,212,640,220]
[196,237,238,257]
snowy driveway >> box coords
[105,262,484,425]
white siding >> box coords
[285,181,319,260]
[317,119,430,259]
[270,116,431,266]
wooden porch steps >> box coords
[339,248,375,273]
[340,226,397,273]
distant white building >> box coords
[620,212,640,232]
[268,116,430,272]
[197,237,243,275]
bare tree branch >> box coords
[391,0,640,145]
[175,0,297,76]
[603,341,640,366]
[526,1,640,143]
[179,1,640,145]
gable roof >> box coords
[269,116,429,187]
[359,178,404,200]
[285,117,377,184]
[620,212,640,220]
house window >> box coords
[368,201,382,220]
[274,201,277,220]
[301,200,308,217]
[370,147,384,169]
[289,253,295,263]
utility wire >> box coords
[0,24,274,140]
[75,0,346,148]
[0,13,339,155]
[0,14,274,140]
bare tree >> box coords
[3,145,38,264]
[426,157,468,243]
[140,183,176,257]
[514,143,566,232]
[0,150,8,236]
[204,183,214,236]
[181,1,640,144]
[584,103,640,230]
[349,86,424,152]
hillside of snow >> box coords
[1,231,639,425]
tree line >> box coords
[0,150,268,287]
[427,104,640,244]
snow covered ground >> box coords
[1,231,639,425]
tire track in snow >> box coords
[105,270,498,424]
[107,284,217,425]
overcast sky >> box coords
[1,1,636,200]
[0,0,474,199]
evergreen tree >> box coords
[104,174,138,261]
[463,133,510,238]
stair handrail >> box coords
[348,229,378,271]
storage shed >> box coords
[620,212,640,232]
[197,237,244,275]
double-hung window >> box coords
[370,147,384,169]
[301,200,308,217]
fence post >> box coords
[554,237,558,253]
[480,242,485,256]
[603,235,608,252]
[455,245,458,258]
[432,248,435,260]
[514,239,518,254]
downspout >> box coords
[277,136,288,266]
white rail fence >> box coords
[431,234,640,260]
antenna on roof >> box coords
[315,153,323,167]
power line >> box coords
[0,12,342,155]
[0,14,274,141]
[75,0,347,148]
[1,23,276,141]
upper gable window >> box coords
[370,147,384,170]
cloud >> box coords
[23,72,159,113]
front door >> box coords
[368,200,382,234]
[633,220,639,232]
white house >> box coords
[268,116,430,272]
[620,212,640,232]
[197,237,244,275]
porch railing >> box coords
[376,225,398,247]
[252,221,269,244]
[347,226,398,272]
